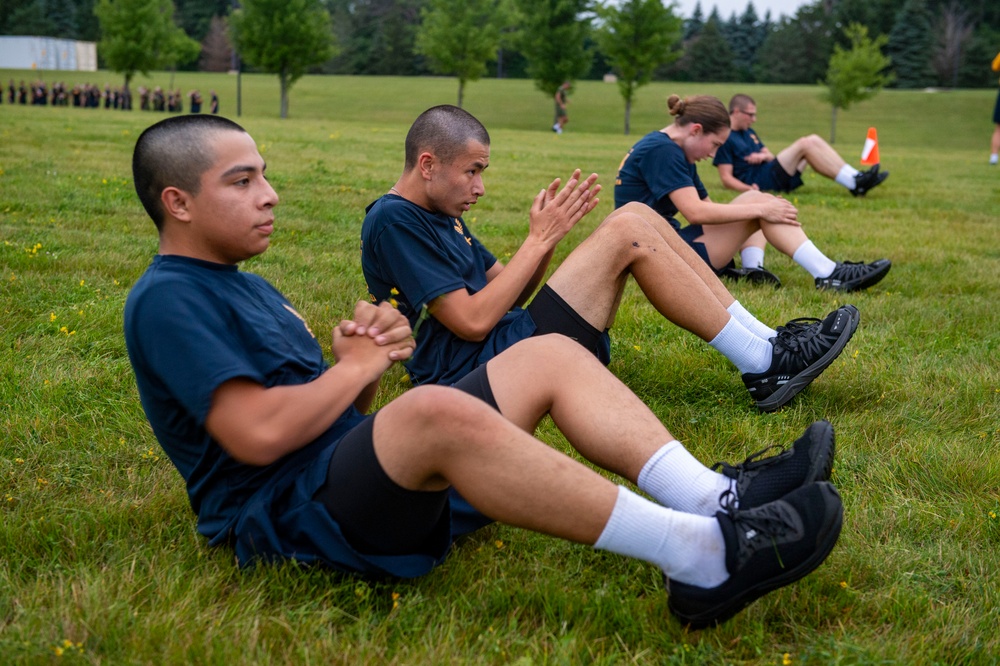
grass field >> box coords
[1,70,999,664]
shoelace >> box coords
[712,444,784,478]
[717,489,799,569]
[771,317,821,352]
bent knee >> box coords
[388,385,483,426]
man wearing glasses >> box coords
[714,94,888,198]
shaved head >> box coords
[404,105,491,169]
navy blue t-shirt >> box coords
[613,130,708,226]
[361,194,536,385]
[713,127,768,185]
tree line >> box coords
[2,0,998,124]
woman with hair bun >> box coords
[614,94,891,292]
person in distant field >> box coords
[209,90,219,115]
[362,105,860,413]
[124,113,844,629]
[614,94,891,293]
[714,94,887,197]
[989,52,1000,165]
[189,89,203,114]
[553,81,571,134]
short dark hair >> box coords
[404,105,490,170]
[132,114,247,230]
[728,94,755,114]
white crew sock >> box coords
[740,245,765,270]
[990,153,998,165]
[835,164,861,189]
[792,240,838,279]
[594,486,728,588]
[708,316,773,374]
[637,441,732,515]
[727,300,777,342]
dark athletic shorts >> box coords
[758,160,804,193]
[676,222,723,272]
[526,284,611,365]
[314,365,498,557]
[993,89,1000,124]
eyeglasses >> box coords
[738,109,757,118]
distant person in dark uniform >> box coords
[553,81,571,134]
[990,51,1000,165]
[189,89,203,114]
[209,90,219,115]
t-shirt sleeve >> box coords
[128,282,265,425]
[713,138,735,166]
[641,143,699,201]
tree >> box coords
[199,14,231,73]
[820,23,892,143]
[683,1,704,39]
[95,0,200,88]
[595,0,681,134]
[228,0,336,119]
[886,0,935,88]
[415,0,508,108]
[754,3,834,84]
[512,0,593,99]
[931,1,974,88]
[684,17,735,82]
[326,0,427,76]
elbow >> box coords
[216,431,286,467]
[451,321,490,342]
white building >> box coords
[0,36,97,71]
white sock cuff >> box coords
[637,441,682,489]
[594,486,662,552]
[740,245,765,269]
[836,164,860,189]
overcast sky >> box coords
[671,0,811,21]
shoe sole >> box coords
[806,420,836,483]
[755,308,859,412]
[669,482,844,629]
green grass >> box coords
[2,71,999,664]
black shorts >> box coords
[993,89,1000,125]
[526,284,611,365]
[760,160,804,193]
[677,222,722,271]
[313,365,498,556]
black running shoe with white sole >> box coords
[850,164,889,197]
[666,481,844,629]
[815,259,891,292]
[713,420,835,510]
[743,306,858,412]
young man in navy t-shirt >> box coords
[362,105,860,412]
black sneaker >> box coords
[713,420,835,509]
[666,481,844,629]
[719,261,782,288]
[851,164,889,197]
[743,306,858,412]
[743,267,782,288]
[815,259,891,292]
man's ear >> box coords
[417,151,436,181]
[161,186,193,222]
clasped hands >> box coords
[332,300,416,374]
[528,168,601,247]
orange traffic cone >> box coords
[860,127,880,166]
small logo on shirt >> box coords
[454,219,472,245]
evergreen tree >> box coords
[886,0,935,88]
[930,1,974,88]
[728,2,761,82]
[6,0,55,37]
[685,17,735,82]
[754,3,834,84]
[684,1,704,40]
[48,0,80,39]
[595,0,681,134]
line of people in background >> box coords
[4,79,218,116]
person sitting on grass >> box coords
[613,94,892,293]
[361,105,857,413]
[714,93,888,198]
[124,114,844,629]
